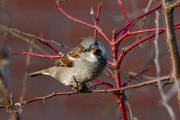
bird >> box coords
[29,36,108,89]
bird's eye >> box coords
[83,48,88,52]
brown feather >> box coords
[54,45,84,67]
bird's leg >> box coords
[71,75,81,92]
[81,83,88,91]
[71,75,88,92]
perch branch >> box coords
[0,75,171,109]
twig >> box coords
[56,0,111,43]
[88,81,113,89]
[106,65,140,81]
[136,0,154,43]
[115,4,162,39]
[90,3,102,38]
[19,40,33,102]
[0,24,47,55]
[124,66,153,85]
[93,79,113,89]
[117,0,129,24]
[169,1,180,10]
[154,10,175,120]
[10,28,72,50]
[12,50,61,58]
[0,75,171,109]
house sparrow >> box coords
[29,36,108,89]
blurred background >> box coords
[0,0,180,120]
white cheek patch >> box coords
[84,52,97,62]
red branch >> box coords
[124,66,153,86]
[56,0,111,43]
[94,79,112,89]
[88,80,113,89]
[117,0,129,24]
[40,35,61,56]
[104,70,115,79]
[13,50,61,58]
[91,3,102,38]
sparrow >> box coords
[29,36,108,88]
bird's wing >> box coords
[54,46,84,67]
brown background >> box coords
[0,0,180,120]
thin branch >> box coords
[56,0,111,43]
[10,28,72,51]
[115,21,180,64]
[88,81,113,89]
[115,4,162,40]
[93,79,113,89]
[169,1,180,10]
[0,75,171,109]
[91,3,102,38]
[19,40,33,102]
[124,66,153,85]
[154,10,175,120]
[12,50,61,58]
[0,24,47,55]
[137,4,161,20]
[136,0,154,42]
[117,0,129,24]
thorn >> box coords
[122,48,126,54]
[58,0,67,3]
[52,92,56,95]
[23,101,28,104]
[90,7,95,15]
[43,98,46,103]
[112,28,118,35]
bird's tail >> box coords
[29,67,57,77]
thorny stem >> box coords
[161,0,180,111]
[0,75,171,109]
[111,28,127,120]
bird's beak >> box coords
[90,45,98,53]
[90,45,102,56]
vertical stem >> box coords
[161,0,180,109]
[115,73,127,120]
[112,43,127,120]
